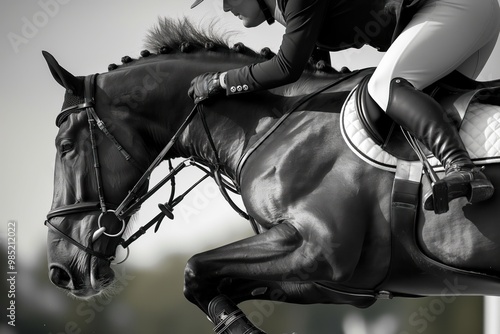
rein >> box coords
[45,73,250,263]
[46,69,363,263]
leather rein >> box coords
[45,69,363,263]
[45,73,251,263]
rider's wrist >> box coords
[219,72,227,89]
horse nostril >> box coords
[49,265,72,289]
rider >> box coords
[188,0,500,213]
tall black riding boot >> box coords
[208,295,266,334]
[384,78,494,214]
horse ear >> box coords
[42,51,83,95]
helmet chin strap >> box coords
[256,0,275,25]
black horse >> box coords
[44,18,500,334]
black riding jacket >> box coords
[225,0,420,95]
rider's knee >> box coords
[367,73,390,111]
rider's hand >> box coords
[188,72,225,104]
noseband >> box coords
[45,73,251,264]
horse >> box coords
[43,18,500,334]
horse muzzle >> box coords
[48,257,116,299]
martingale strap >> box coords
[114,104,201,220]
[119,107,259,248]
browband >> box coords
[55,73,97,127]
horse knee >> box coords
[183,255,204,303]
[367,73,390,111]
[184,255,207,302]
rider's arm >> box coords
[224,0,329,95]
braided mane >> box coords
[108,17,342,95]
[107,17,268,71]
[145,17,258,56]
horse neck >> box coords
[176,93,284,179]
[102,54,354,178]
[153,59,358,177]
[99,55,284,178]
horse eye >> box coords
[60,141,74,155]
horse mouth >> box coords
[66,271,115,300]
[89,257,115,290]
[70,287,103,299]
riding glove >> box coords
[188,72,225,103]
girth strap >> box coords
[378,159,500,296]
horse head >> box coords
[41,35,259,298]
[43,51,155,298]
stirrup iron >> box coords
[401,129,450,214]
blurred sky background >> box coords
[1,0,500,333]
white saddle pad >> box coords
[340,86,500,172]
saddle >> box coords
[355,71,500,162]
[305,73,500,305]
[353,73,500,299]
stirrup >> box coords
[424,180,449,214]
[423,166,494,214]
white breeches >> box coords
[368,0,500,110]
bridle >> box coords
[45,68,359,264]
[45,73,252,264]
[45,74,136,262]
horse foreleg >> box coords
[218,278,376,309]
[184,222,308,310]
[183,222,358,333]
[197,280,374,334]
